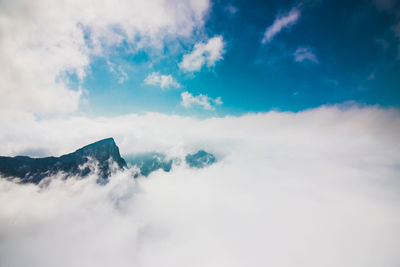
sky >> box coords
[1,0,400,118]
[83,0,400,116]
[1,1,400,267]
[64,0,400,115]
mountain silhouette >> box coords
[185,150,216,168]
[0,138,126,184]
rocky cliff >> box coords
[0,138,126,184]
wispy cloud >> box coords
[371,0,400,58]
[372,0,397,11]
[262,7,300,44]
[179,36,225,72]
[225,5,238,15]
[293,47,319,63]
[375,38,389,50]
[368,73,375,80]
[144,72,181,89]
[107,61,129,84]
[394,23,400,58]
[181,91,222,110]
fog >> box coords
[0,105,400,267]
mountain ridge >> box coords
[0,138,217,184]
[0,138,126,184]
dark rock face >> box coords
[185,150,216,168]
[126,150,216,177]
[125,153,173,177]
[0,138,126,184]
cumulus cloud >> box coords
[0,0,209,116]
[0,105,400,267]
[179,36,225,72]
[144,72,181,89]
[293,47,319,63]
[181,91,222,110]
[262,7,300,44]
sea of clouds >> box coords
[0,105,400,267]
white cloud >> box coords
[262,7,300,44]
[0,0,210,116]
[144,72,181,89]
[181,91,222,110]
[179,36,225,72]
[293,47,319,63]
[0,105,400,267]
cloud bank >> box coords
[0,105,400,267]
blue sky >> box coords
[74,0,400,117]
[1,0,399,118]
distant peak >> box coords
[76,138,117,152]
[101,137,115,143]
[90,137,116,145]
[185,150,216,168]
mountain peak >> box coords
[0,138,127,184]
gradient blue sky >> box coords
[74,0,400,117]
[7,0,392,117]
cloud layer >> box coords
[0,105,400,267]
